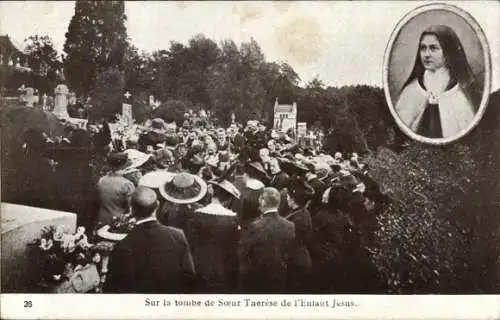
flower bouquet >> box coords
[29,226,101,293]
[96,214,136,241]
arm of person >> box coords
[177,229,196,290]
[120,181,135,214]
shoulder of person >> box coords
[399,78,424,100]
[281,215,295,228]
[162,225,188,239]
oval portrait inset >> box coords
[383,3,491,144]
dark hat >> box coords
[246,161,270,181]
[287,177,315,204]
[279,158,309,176]
[151,118,166,130]
[209,179,241,200]
[218,151,231,163]
[183,154,205,174]
[107,152,130,169]
[339,173,358,190]
[330,163,341,173]
[160,172,208,204]
[190,143,205,155]
[189,154,205,166]
[165,135,179,147]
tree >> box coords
[123,45,153,94]
[23,35,62,94]
[89,68,125,120]
[207,38,268,126]
[145,35,220,110]
[63,1,128,95]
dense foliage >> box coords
[89,67,125,121]
[63,0,128,95]
[367,91,500,293]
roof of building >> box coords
[0,35,24,56]
[274,104,296,113]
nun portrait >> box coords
[395,25,481,139]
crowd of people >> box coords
[17,114,391,293]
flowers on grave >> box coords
[108,214,137,234]
[29,225,101,285]
[110,114,140,144]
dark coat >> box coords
[307,177,328,215]
[237,211,295,293]
[232,175,263,226]
[104,221,195,293]
[285,207,313,292]
[187,206,240,292]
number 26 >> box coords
[24,301,32,308]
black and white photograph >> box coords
[384,3,491,144]
[0,1,499,319]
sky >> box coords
[0,1,498,90]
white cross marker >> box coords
[124,91,132,99]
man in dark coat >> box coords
[188,179,241,292]
[104,186,195,293]
[231,162,265,226]
[268,158,290,215]
[237,187,296,293]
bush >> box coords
[367,91,500,293]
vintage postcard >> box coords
[1,1,499,319]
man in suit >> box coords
[104,186,195,293]
[237,187,296,293]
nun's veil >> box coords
[401,25,480,108]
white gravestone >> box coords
[53,84,69,119]
[122,91,133,125]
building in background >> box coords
[273,98,297,133]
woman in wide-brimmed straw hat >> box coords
[121,149,153,186]
[138,170,175,208]
[157,172,208,231]
[188,178,241,292]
